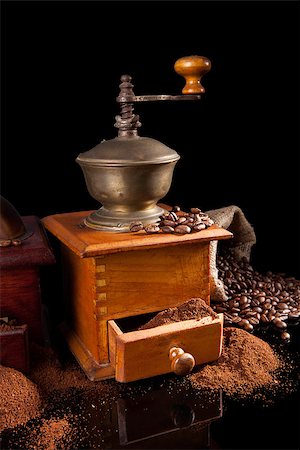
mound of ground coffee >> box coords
[30,416,73,450]
[0,365,43,432]
[139,298,218,330]
[29,344,118,399]
[190,327,280,395]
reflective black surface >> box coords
[1,325,299,450]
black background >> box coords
[1,0,299,278]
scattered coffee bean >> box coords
[273,318,287,330]
[12,239,22,246]
[212,252,300,341]
[243,323,254,332]
[0,239,12,247]
[129,221,144,232]
[280,331,291,341]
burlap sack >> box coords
[205,205,257,302]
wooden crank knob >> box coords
[174,55,211,94]
[169,347,195,376]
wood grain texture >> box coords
[61,245,100,361]
[42,208,230,381]
[94,242,211,323]
[0,325,29,373]
[174,55,211,94]
[59,322,115,381]
[42,211,232,258]
[0,267,44,342]
[108,314,223,382]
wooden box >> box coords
[0,324,29,373]
[42,210,232,381]
[0,216,55,343]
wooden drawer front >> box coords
[108,314,223,383]
[95,242,210,322]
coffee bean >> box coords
[172,206,181,212]
[228,299,237,308]
[12,239,22,246]
[144,224,160,234]
[161,226,175,233]
[213,252,299,341]
[169,212,179,222]
[281,331,290,341]
[193,224,206,232]
[243,323,254,332]
[190,207,201,214]
[288,312,300,320]
[184,217,195,224]
[129,221,144,232]
[0,239,12,247]
[177,217,188,224]
[174,225,191,234]
[277,302,288,310]
[273,318,287,329]
[215,306,227,313]
[279,315,288,321]
[239,295,248,305]
[239,319,249,326]
[251,299,260,307]
[232,316,242,324]
[261,314,269,323]
[162,219,177,227]
[248,317,259,325]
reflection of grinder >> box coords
[116,385,223,447]
[76,56,211,232]
[42,56,232,382]
[170,404,196,428]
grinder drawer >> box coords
[108,314,223,382]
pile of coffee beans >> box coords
[0,238,21,247]
[0,317,18,332]
[213,253,300,340]
[130,206,214,235]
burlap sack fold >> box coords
[205,205,257,301]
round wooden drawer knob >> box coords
[174,55,211,94]
[169,346,195,376]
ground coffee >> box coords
[190,327,280,396]
[28,344,118,398]
[28,416,73,450]
[0,365,42,432]
[139,298,217,330]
